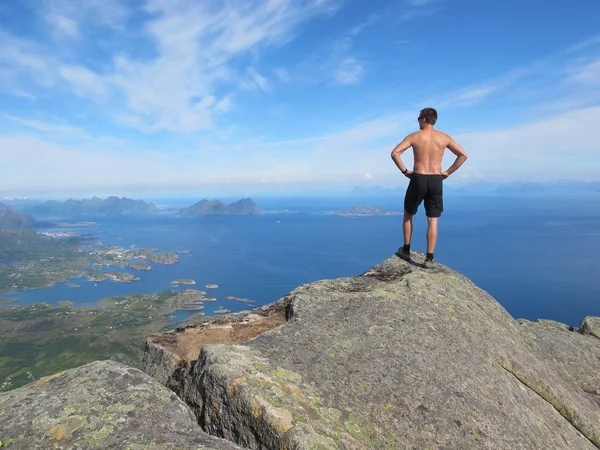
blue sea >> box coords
[5,193,600,327]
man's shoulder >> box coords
[433,129,453,141]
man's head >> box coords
[418,108,437,129]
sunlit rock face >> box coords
[144,254,600,449]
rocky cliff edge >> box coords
[142,254,600,449]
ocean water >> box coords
[5,193,600,327]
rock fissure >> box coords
[497,360,600,448]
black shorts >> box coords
[404,173,444,218]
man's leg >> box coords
[397,210,414,260]
[426,217,438,254]
[423,175,442,268]
[403,211,413,247]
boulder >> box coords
[145,254,600,449]
[0,360,245,449]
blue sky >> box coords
[1,0,600,197]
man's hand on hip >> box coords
[404,170,413,179]
[441,171,449,179]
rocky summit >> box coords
[142,254,600,449]
[0,360,244,449]
[2,254,600,449]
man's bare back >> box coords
[391,126,467,177]
[390,107,468,267]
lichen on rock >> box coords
[0,360,244,449]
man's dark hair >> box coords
[419,107,438,125]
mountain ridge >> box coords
[178,198,259,216]
[26,196,158,216]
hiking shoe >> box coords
[397,247,411,261]
[423,258,437,269]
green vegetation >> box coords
[0,230,180,292]
[172,278,196,284]
[0,289,212,391]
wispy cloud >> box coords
[399,0,443,21]
[294,13,380,85]
[240,68,271,91]
[334,57,364,85]
[454,106,600,180]
[2,114,85,136]
[1,0,338,133]
[406,0,441,5]
[567,33,600,53]
[46,13,79,38]
[8,90,36,101]
[566,58,600,86]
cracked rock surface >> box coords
[146,255,600,449]
[0,360,245,449]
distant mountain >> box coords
[350,180,600,196]
[349,186,404,196]
[26,196,159,216]
[0,202,8,211]
[494,180,600,194]
[178,198,259,216]
[331,204,401,216]
[0,208,39,230]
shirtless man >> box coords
[391,107,468,268]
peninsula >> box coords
[329,204,401,216]
[0,229,179,292]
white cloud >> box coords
[567,33,600,53]
[241,68,271,91]
[1,0,337,133]
[453,106,600,180]
[2,105,600,194]
[566,59,600,86]
[275,68,291,83]
[407,0,440,5]
[43,0,130,33]
[2,114,86,136]
[59,65,107,97]
[215,95,234,113]
[9,90,36,100]
[296,14,376,86]
[334,57,364,85]
[47,13,79,38]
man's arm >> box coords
[391,136,413,177]
[442,137,468,178]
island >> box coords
[177,198,259,215]
[329,204,401,216]
[205,284,219,289]
[25,196,159,216]
[225,296,256,304]
[172,279,196,285]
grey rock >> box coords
[582,316,600,340]
[518,318,600,405]
[0,360,245,449]
[146,254,600,449]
